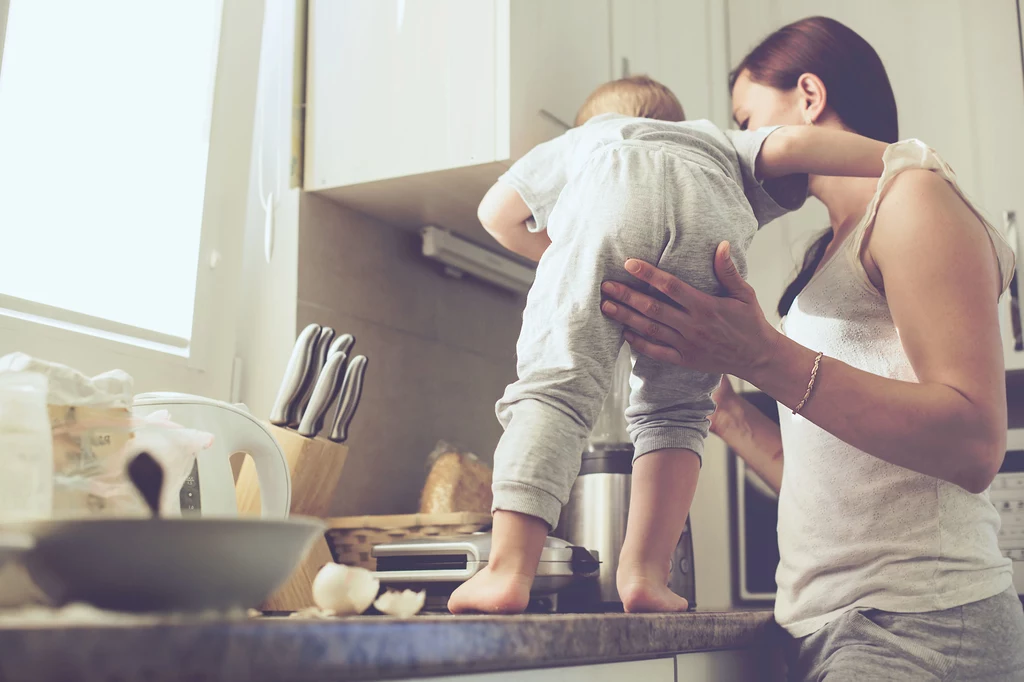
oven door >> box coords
[730,391,781,605]
[733,456,779,604]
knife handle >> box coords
[269,323,321,426]
[329,355,368,443]
[297,351,347,437]
[315,327,335,375]
[293,326,336,426]
[313,351,348,434]
[328,333,355,358]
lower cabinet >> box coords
[400,649,783,681]
[677,648,777,680]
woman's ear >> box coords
[796,73,827,125]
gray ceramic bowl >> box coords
[8,516,324,612]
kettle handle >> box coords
[133,397,292,518]
[229,425,292,518]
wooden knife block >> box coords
[235,424,349,611]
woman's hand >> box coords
[600,241,782,382]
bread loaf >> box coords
[419,449,492,514]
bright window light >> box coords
[0,0,221,340]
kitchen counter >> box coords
[0,608,779,682]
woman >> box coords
[600,16,1024,681]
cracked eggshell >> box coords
[373,589,426,618]
[311,563,380,615]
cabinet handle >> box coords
[621,56,630,78]
[1005,210,1023,351]
[538,109,571,131]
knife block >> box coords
[235,424,349,611]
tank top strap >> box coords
[846,139,1015,294]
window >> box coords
[0,0,263,396]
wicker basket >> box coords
[323,512,492,570]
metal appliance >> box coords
[558,447,697,609]
[371,534,599,612]
[557,346,697,609]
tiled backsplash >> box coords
[297,194,524,516]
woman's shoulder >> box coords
[871,139,983,232]
[874,168,962,225]
[868,149,1014,294]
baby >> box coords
[449,76,886,614]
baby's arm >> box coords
[756,126,888,179]
[480,127,579,262]
[478,183,552,263]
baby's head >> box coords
[574,75,685,127]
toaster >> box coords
[371,533,600,612]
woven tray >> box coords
[323,512,492,570]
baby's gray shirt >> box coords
[499,113,807,236]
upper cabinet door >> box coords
[610,0,726,123]
[959,0,1024,370]
[507,0,612,160]
[305,0,502,190]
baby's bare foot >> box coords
[447,566,533,614]
[617,570,689,613]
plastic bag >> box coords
[419,441,493,514]
[52,409,213,518]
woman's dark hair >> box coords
[730,16,898,316]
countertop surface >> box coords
[0,608,778,682]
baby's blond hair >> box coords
[574,75,686,127]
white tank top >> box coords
[775,140,1016,637]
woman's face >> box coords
[730,69,805,131]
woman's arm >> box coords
[600,172,1007,493]
[477,183,551,262]
[757,126,888,179]
[710,379,785,493]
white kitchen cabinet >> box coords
[677,648,780,680]
[506,0,613,160]
[393,649,781,682]
[610,0,729,123]
[304,0,611,242]
[394,657,675,682]
[970,0,1024,371]
[728,0,1024,360]
[305,0,501,189]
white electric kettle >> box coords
[132,393,291,518]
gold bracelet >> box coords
[792,351,824,415]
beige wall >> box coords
[296,193,524,516]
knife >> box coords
[296,350,348,437]
[329,355,368,443]
[292,326,336,426]
[269,323,321,426]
